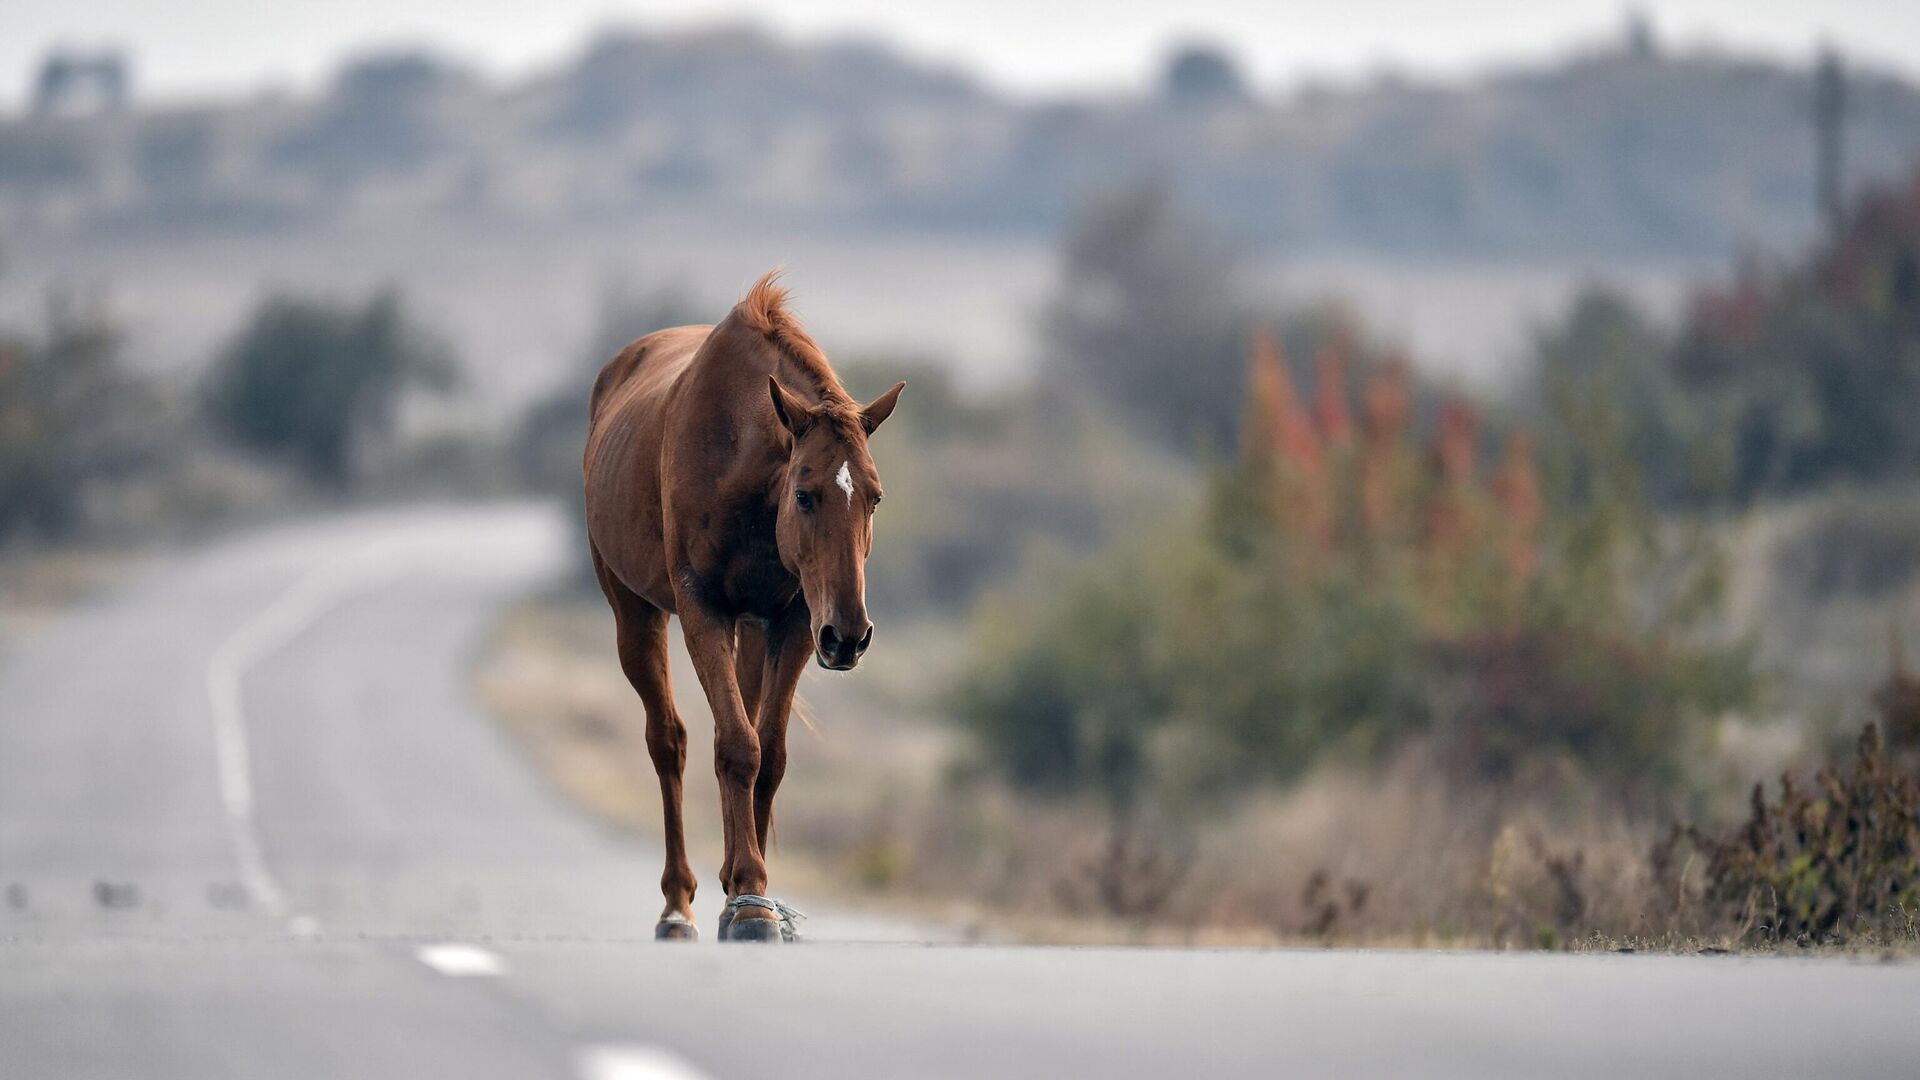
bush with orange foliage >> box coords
[1241,327,1544,630]
[955,317,1754,806]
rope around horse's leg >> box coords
[721,893,806,942]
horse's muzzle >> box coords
[816,621,873,670]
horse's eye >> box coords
[795,489,815,512]
[871,493,883,509]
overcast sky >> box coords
[8,0,1920,108]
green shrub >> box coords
[1677,720,1919,945]
[1434,624,1749,791]
[1524,288,1714,506]
[948,549,1171,804]
[1162,547,1431,785]
[0,296,170,541]
[204,290,455,486]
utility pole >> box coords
[1814,47,1847,238]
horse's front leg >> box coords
[675,605,781,941]
[752,602,815,856]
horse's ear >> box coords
[768,376,809,437]
[861,381,906,435]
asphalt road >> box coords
[3,502,1917,1080]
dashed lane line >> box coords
[414,942,509,978]
[576,1045,716,1080]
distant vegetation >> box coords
[1670,171,1920,501]
[1042,183,1252,451]
[0,293,171,542]
[959,177,1776,812]
[6,24,1920,258]
[917,171,1919,946]
[0,278,477,547]
[954,314,1754,811]
[203,291,457,487]
[1530,167,1920,507]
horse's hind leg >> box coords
[594,550,698,939]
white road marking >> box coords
[203,548,407,925]
[577,1045,715,1080]
[416,942,508,978]
[835,460,854,505]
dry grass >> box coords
[850,756,1724,951]
[473,594,1916,954]
[0,547,142,646]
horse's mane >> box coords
[733,270,866,440]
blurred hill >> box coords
[2,24,1916,417]
[4,25,1918,256]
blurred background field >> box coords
[6,5,1920,950]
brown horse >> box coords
[582,271,904,942]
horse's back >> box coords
[584,324,712,606]
[588,324,713,427]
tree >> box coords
[1044,183,1250,452]
[1525,288,1707,504]
[0,294,169,540]
[1161,45,1251,107]
[204,291,455,487]
[1668,167,1920,501]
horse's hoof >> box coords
[723,914,785,943]
[655,917,698,941]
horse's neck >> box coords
[771,351,850,410]
[673,336,785,481]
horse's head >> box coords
[768,376,904,670]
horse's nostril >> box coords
[855,625,874,654]
[819,625,841,654]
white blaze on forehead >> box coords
[834,460,855,505]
